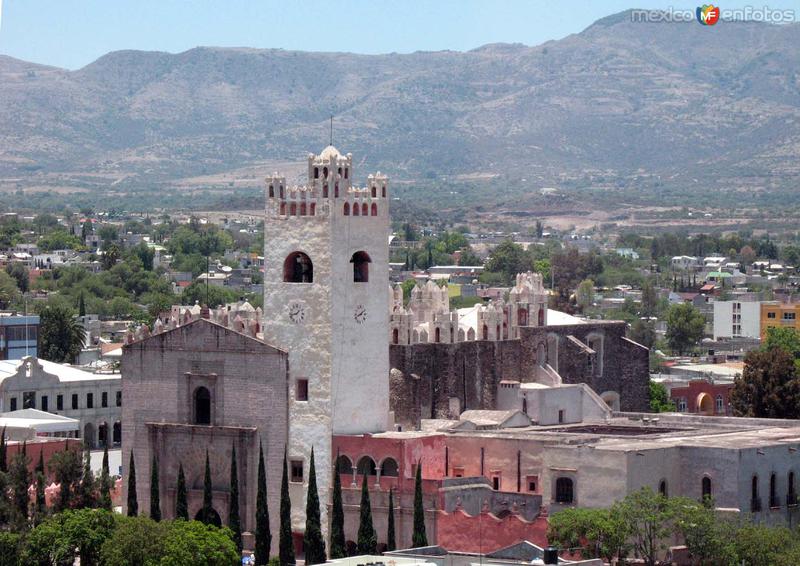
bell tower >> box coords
[262,144,390,531]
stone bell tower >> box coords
[262,145,391,532]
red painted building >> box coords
[668,380,734,415]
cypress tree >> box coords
[175,463,188,520]
[150,454,161,521]
[200,450,215,525]
[127,451,138,516]
[77,444,96,509]
[279,447,295,565]
[34,449,47,524]
[412,462,427,548]
[329,460,346,559]
[387,488,396,551]
[255,441,271,565]
[303,447,326,564]
[10,448,31,523]
[0,425,7,473]
[228,444,242,552]
[99,443,112,510]
[356,473,377,555]
[78,291,86,317]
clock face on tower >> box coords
[288,302,306,324]
[353,304,367,324]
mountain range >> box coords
[1,10,799,212]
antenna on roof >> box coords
[329,115,333,146]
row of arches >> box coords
[279,202,317,216]
[335,454,399,477]
[751,471,797,511]
[283,251,371,284]
[313,165,349,180]
[83,420,122,449]
[343,202,378,216]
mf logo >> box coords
[697,4,721,25]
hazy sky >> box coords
[1,0,799,69]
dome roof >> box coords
[319,145,341,160]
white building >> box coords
[0,357,121,448]
[713,300,761,340]
[671,255,700,271]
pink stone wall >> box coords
[436,508,549,553]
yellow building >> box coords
[760,302,800,339]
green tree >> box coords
[228,444,242,552]
[356,472,377,555]
[198,451,217,526]
[127,451,138,517]
[255,442,271,565]
[387,488,396,552]
[0,271,20,308]
[649,380,676,413]
[78,291,86,317]
[9,448,31,527]
[412,462,428,548]
[99,515,169,566]
[39,304,86,363]
[482,240,534,286]
[665,303,705,355]
[730,347,800,419]
[150,454,161,521]
[159,520,239,566]
[640,281,658,317]
[762,326,800,370]
[615,487,675,566]
[5,262,29,294]
[672,498,735,564]
[22,508,116,566]
[575,279,595,311]
[175,463,188,520]
[77,445,97,509]
[279,447,295,565]
[98,225,118,243]
[630,319,656,350]
[49,447,82,511]
[547,507,629,562]
[102,243,122,270]
[99,444,112,511]
[329,455,346,559]
[34,450,47,525]
[0,532,21,566]
[303,447,326,564]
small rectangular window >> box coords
[10,397,17,411]
[290,460,304,483]
[558,409,565,424]
[57,394,64,411]
[72,394,79,410]
[41,395,48,412]
[768,312,777,319]
[296,379,309,402]
[116,391,122,407]
[23,391,35,409]
[527,476,538,493]
[86,393,94,409]
[492,476,500,490]
[453,466,464,478]
[102,392,108,408]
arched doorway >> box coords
[195,507,221,527]
[194,387,211,425]
[98,422,109,448]
[696,393,713,415]
[112,421,122,445]
[83,422,95,449]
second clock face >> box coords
[288,302,306,324]
[354,304,367,324]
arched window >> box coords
[357,456,377,476]
[335,183,339,198]
[371,186,377,198]
[435,328,441,343]
[789,472,797,506]
[353,203,360,216]
[314,167,319,179]
[555,477,574,503]
[702,476,712,499]
[659,479,668,497]
[289,203,297,216]
[269,185,274,198]
[310,203,316,216]
[337,167,342,177]
[392,328,399,344]
[538,308,545,326]
[336,455,353,475]
[280,202,286,215]
[482,324,488,340]
[496,325,500,339]
[279,185,284,198]
[382,185,386,197]
[343,202,350,215]
[98,422,109,448]
[323,166,328,179]
[371,203,378,216]
[113,421,121,445]
[323,184,329,198]
[194,387,211,425]
[351,251,371,282]
[299,202,307,216]
[770,473,778,508]
[362,203,368,216]
[283,252,313,283]
[752,475,761,511]
[345,167,349,179]
[381,458,399,477]
[518,308,528,326]
[716,394,724,414]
